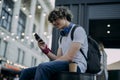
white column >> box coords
[25,0,37,44]
[38,11,46,38]
[25,0,37,35]
[48,23,53,36]
[11,0,22,33]
[47,23,53,48]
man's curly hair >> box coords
[48,6,73,23]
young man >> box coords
[19,6,88,80]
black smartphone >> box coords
[34,33,45,44]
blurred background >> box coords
[0,0,55,79]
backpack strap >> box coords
[80,48,88,61]
[71,25,88,61]
[71,25,78,40]
[59,25,78,44]
[59,36,63,44]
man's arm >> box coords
[46,48,62,60]
[38,41,62,60]
[56,42,81,61]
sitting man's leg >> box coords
[19,67,37,80]
[34,60,69,80]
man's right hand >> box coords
[38,42,52,54]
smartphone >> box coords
[34,33,45,44]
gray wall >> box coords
[88,4,120,19]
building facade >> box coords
[0,0,54,73]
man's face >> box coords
[52,18,66,29]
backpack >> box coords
[60,25,101,74]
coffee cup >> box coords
[69,62,77,72]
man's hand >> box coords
[38,41,52,54]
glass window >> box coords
[3,41,8,58]
[0,38,1,46]
[0,19,1,26]
[32,24,36,33]
[2,10,5,16]
[17,10,26,39]
[17,48,25,65]
[7,22,10,30]
[8,15,11,22]
[30,42,34,49]
[5,12,8,20]
[21,51,25,65]
[2,1,6,8]
[17,48,20,63]
[0,0,14,32]
[0,38,1,53]
[31,56,37,67]
[3,20,7,27]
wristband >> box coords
[41,45,52,54]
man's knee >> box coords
[21,68,30,74]
[37,63,48,69]
[21,67,36,74]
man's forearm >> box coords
[56,55,72,62]
[46,52,58,60]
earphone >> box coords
[60,23,73,36]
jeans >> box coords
[19,60,81,80]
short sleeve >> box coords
[58,37,62,48]
[72,26,87,45]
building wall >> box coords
[0,0,53,68]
